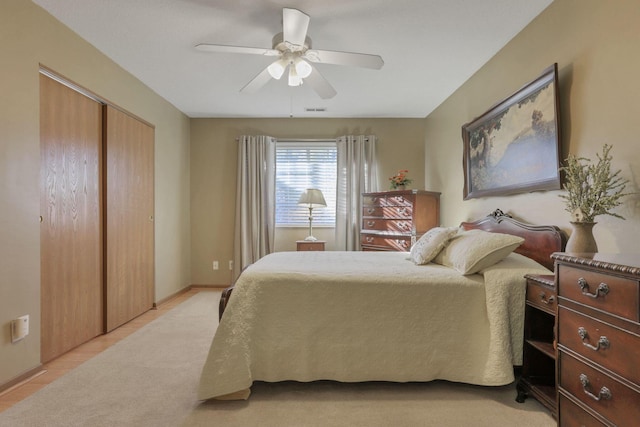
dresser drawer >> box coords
[362,205,413,219]
[527,279,557,314]
[362,218,413,233]
[296,241,325,251]
[557,264,640,322]
[558,394,607,427]
[361,233,411,251]
[558,306,640,385]
[363,194,414,207]
[559,351,640,426]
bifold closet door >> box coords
[40,74,103,363]
[104,105,155,332]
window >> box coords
[275,141,337,227]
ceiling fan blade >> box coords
[240,66,273,94]
[304,49,384,69]
[304,66,337,99]
[282,8,310,48]
[195,43,279,56]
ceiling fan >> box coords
[195,8,384,99]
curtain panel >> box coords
[335,135,378,251]
[233,135,276,280]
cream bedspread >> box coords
[198,251,550,400]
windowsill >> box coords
[276,225,335,229]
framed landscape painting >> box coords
[462,63,562,199]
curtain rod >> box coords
[235,137,369,142]
[276,138,337,142]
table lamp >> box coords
[298,188,326,241]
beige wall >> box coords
[6,0,640,393]
[0,0,191,386]
[424,0,640,252]
[190,118,426,285]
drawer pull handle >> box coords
[365,237,374,243]
[538,292,555,305]
[579,374,612,402]
[366,208,375,214]
[578,327,610,351]
[577,278,610,298]
[366,221,375,227]
[396,207,407,215]
[397,240,408,248]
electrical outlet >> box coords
[11,315,29,343]
[213,261,219,270]
[229,260,233,270]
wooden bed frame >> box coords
[219,209,566,319]
[461,209,566,271]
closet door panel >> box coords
[40,74,103,363]
[104,106,155,332]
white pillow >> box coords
[434,229,524,275]
[409,227,458,265]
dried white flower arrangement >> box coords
[559,144,630,223]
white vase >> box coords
[395,185,405,191]
[566,221,598,253]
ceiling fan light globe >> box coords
[267,59,287,79]
[288,67,303,86]
[294,58,312,78]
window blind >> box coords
[276,141,337,226]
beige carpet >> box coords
[0,291,555,427]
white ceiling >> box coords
[33,0,553,119]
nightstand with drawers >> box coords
[553,252,640,427]
[517,273,558,416]
[296,240,325,251]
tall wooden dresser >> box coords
[360,190,440,251]
[553,253,640,427]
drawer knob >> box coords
[538,292,555,305]
[396,240,408,248]
[577,327,610,351]
[366,208,375,214]
[366,220,375,227]
[365,237,374,243]
[579,374,612,402]
[396,207,407,215]
[577,277,610,298]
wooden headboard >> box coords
[460,209,566,271]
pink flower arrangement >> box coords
[389,169,412,189]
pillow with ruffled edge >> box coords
[433,228,524,275]
[409,227,459,265]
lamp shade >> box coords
[288,65,303,87]
[298,189,326,207]
[294,57,313,78]
[267,58,288,80]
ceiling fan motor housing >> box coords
[272,32,312,53]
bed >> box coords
[198,209,565,401]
